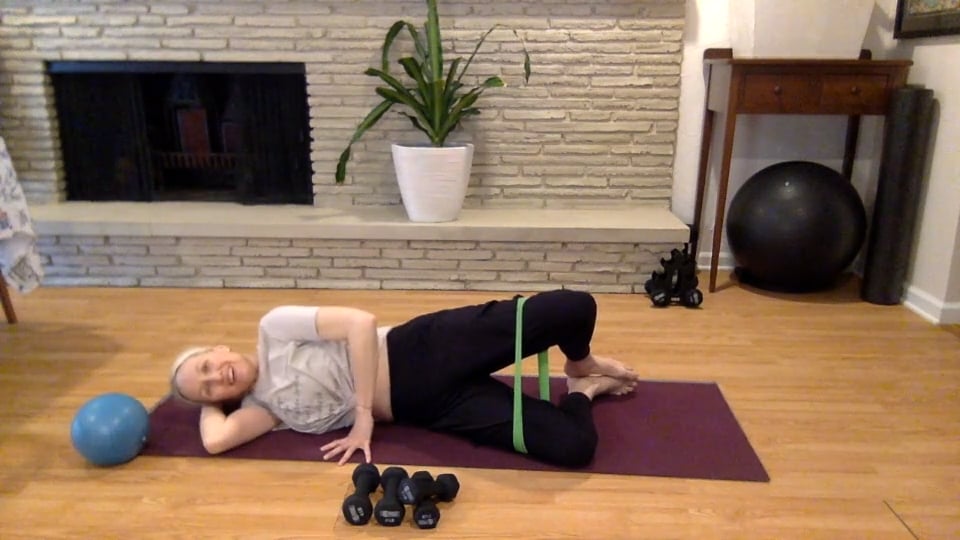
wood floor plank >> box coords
[1,281,957,538]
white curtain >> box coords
[0,136,43,293]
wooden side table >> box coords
[691,48,912,292]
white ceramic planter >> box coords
[392,143,474,223]
[729,0,874,58]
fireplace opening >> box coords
[48,61,313,205]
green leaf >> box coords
[456,89,482,110]
[425,0,443,80]
[400,113,434,142]
[443,57,463,103]
[425,0,443,134]
[480,76,505,89]
[375,87,425,116]
[398,56,430,105]
[450,108,481,133]
[370,65,437,141]
[425,79,446,134]
[335,99,394,183]
[457,24,531,86]
[457,25,496,84]
[407,24,426,63]
[375,87,436,140]
[510,28,532,83]
[381,21,408,73]
[366,68,424,108]
[436,87,484,141]
[335,147,351,183]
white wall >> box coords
[673,0,960,323]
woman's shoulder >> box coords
[258,306,321,342]
[260,305,319,323]
[241,391,272,413]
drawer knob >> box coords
[772,85,782,95]
[850,86,861,95]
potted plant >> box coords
[335,0,531,222]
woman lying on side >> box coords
[169,289,638,468]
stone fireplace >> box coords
[0,0,690,293]
[49,60,312,204]
[2,0,685,208]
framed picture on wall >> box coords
[895,0,960,38]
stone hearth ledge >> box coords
[29,202,690,244]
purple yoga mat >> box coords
[143,377,769,482]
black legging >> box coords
[387,289,599,468]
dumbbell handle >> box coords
[398,477,424,505]
[374,471,407,527]
[354,475,378,496]
[342,474,379,526]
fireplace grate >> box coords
[154,152,241,170]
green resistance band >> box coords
[512,296,551,454]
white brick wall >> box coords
[36,234,671,294]
[0,0,685,209]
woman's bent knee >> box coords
[555,288,595,308]
[537,429,598,469]
[569,290,597,321]
[541,289,597,325]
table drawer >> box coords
[820,74,890,113]
[739,74,820,113]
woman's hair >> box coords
[169,346,212,405]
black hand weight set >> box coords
[342,463,460,529]
[644,244,703,308]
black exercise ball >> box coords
[726,161,867,292]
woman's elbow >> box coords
[202,440,225,455]
[354,311,377,328]
[201,434,232,455]
[348,312,378,338]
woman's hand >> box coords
[320,408,374,465]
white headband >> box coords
[169,346,211,404]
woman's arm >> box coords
[260,305,379,414]
[312,306,380,464]
[199,404,279,454]
[312,307,379,411]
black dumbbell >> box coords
[373,466,408,526]
[412,498,441,529]
[398,471,460,505]
[341,463,380,526]
[399,471,460,529]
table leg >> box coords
[709,75,742,292]
[842,114,861,180]
[691,107,716,259]
[0,278,17,325]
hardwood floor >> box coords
[1,281,957,539]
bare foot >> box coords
[566,375,637,401]
[564,355,639,381]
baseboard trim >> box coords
[904,285,960,324]
[698,252,958,325]
[696,251,735,270]
[940,302,960,324]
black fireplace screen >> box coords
[48,61,312,204]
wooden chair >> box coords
[0,278,17,324]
